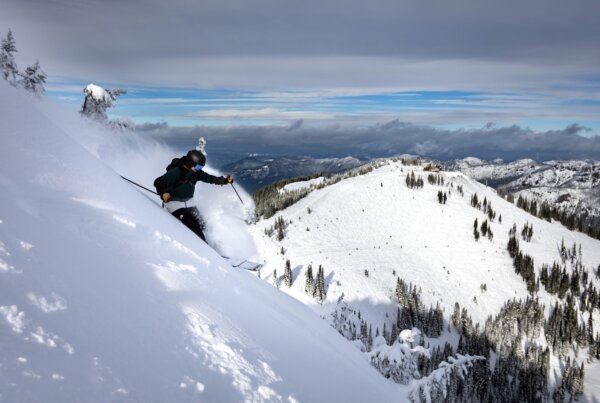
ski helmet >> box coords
[186,150,206,167]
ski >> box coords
[221,256,263,271]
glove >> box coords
[225,175,234,184]
[162,192,171,203]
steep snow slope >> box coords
[250,160,600,400]
[0,84,402,401]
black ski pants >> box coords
[172,207,207,243]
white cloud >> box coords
[187,108,337,121]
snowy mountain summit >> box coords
[0,83,402,401]
[250,158,600,401]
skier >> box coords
[153,149,234,242]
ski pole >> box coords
[120,176,158,195]
[230,183,245,206]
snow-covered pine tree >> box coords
[80,83,126,123]
[0,29,19,86]
[272,269,278,288]
[283,259,292,287]
[197,137,207,154]
[19,60,46,95]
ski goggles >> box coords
[194,164,204,171]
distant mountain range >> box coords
[222,155,367,192]
[444,157,600,189]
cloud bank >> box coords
[136,120,600,163]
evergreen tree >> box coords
[480,219,488,237]
[473,218,480,241]
[319,265,326,302]
[521,222,533,242]
[0,29,19,86]
[314,265,326,303]
[471,193,479,208]
[80,83,126,122]
[487,204,496,221]
[275,216,286,241]
[305,263,314,295]
[19,60,46,95]
[507,234,519,258]
[451,303,461,331]
[406,171,423,189]
[283,259,292,287]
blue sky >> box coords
[46,82,600,135]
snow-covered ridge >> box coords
[0,81,402,401]
[280,177,325,193]
[447,158,600,190]
[444,157,600,236]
